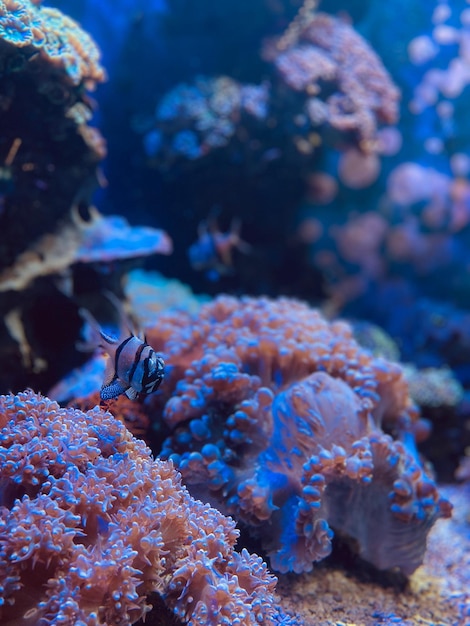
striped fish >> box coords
[79,306,164,401]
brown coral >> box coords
[0,0,105,86]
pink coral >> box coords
[408,0,470,128]
[270,12,400,150]
[144,296,450,576]
[386,162,450,206]
[337,147,381,189]
[0,391,284,625]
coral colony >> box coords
[0,391,289,625]
[146,296,451,575]
[1,0,470,625]
[147,10,399,169]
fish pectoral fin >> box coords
[100,379,127,401]
[103,356,116,386]
[124,387,139,400]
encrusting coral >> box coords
[142,295,451,575]
[0,390,293,626]
[0,208,172,293]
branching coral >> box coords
[0,390,287,626]
[143,296,451,575]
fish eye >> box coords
[145,356,164,382]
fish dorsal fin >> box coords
[79,308,119,347]
[99,328,120,345]
[103,290,142,339]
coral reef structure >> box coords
[145,11,399,171]
[0,0,109,395]
[148,76,269,164]
[0,390,296,626]
[143,296,451,575]
[0,208,172,293]
[0,0,106,272]
[124,269,210,326]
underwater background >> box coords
[0,0,470,624]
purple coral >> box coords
[144,295,451,575]
[264,9,400,151]
[0,390,285,625]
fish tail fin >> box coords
[124,387,139,400]
[230,218,251,254]
[236,239,252,254]
[230,217,242,235]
